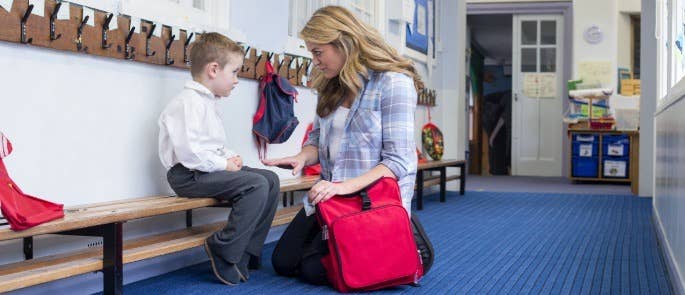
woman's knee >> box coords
[300,257,328,285]
[272,247,299,277]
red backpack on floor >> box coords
[0,132,64,231]
[316,177,423,292]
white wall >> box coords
[573,0,618,88]
[654,87,685,294]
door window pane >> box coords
[540,48,556,72]
[541,21,556,45]
[522,21,537,45]
[522,48,537,72]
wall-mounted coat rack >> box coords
[0,0,314,87]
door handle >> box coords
[514,93,518,101]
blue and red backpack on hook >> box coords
[253,58,299,159]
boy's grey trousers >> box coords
[167,164,280,263]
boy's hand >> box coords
[262,155,305,175]
[232,155,243,169]
[226,156,241,171]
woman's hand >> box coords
[262,155,305,175]
[308,180,353,205]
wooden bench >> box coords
[0,178,314,295]
[278,159,466,211]
[415,159,466,210]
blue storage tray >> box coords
[572,142,598,157]
[602,135,630,157]
[602,158,629,178]
[572,156,599,178]
[573,134,598,143]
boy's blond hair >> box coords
[189,32,244,79]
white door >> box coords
[512,15,564,176]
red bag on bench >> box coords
[316,177,423,292]
[0,132,64,231]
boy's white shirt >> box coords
[158,80,237,172]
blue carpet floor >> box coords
[117,191,673,294]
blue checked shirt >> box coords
[304,71,418,212]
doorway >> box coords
[467,2,572,177]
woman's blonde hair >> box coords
[300,6,424,117]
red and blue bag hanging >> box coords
[253,60,300,159]
[316,177,423,292]
[0,132,64,231]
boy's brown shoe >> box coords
[204,239,246,285]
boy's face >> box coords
[208,52,243,97]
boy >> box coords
[158,32,280,285]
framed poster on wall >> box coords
[406,0,429,54]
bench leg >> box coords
[459,164,465,195]
[23,237,33,260]
[103,222,123,295]
[440,167,446,203]
[416,171,424,210]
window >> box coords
[120,0,226,33]
[289,0,381,37]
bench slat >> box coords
[0,205,304,293]
[418,159,465,170]
[0,197,219,241]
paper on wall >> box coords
[523,73,557,98]
[83,7,94,26]
[0,0,12,12]
[28,0,44,17]
[57,1,69,20]
[578,61,612,87]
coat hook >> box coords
[165,35,175,65]
[21,4,34,44]
[49,2,62,41]
[305,58,313,74]
[101,13,113,49]
[241,46,251,72]
[124,27,136,60]
[183,32,193,64]
[145,24,156,57]
[278,55,287,74]
[76,15,89,52]
[286,56,295,79]
[254,53,265,79]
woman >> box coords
[262,5,423,285]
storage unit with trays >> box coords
[568,129,639,194]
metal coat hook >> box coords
[183,32,193,64]
[305,58,313,74]
[241,46,251,72]
[145,24,156,57]
[102,13,113,49]
[286,56,295,79]
[76,15,89,52]
[165,35,175,65]
[49,2,62,41]
[278,55,287,73]
[124,27,136,60]
[254,53,264,79]
[21,4,34,44]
